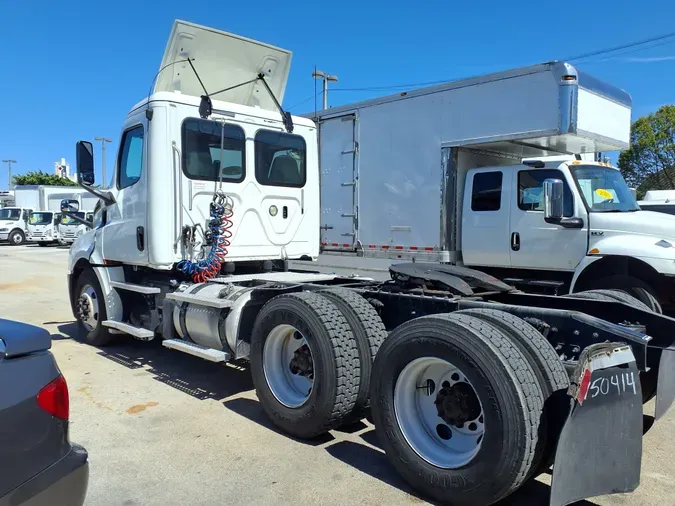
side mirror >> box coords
[61,199,79,213]
[76,141,95,186]
[543,178,564,221]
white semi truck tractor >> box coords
[62,19,674,506]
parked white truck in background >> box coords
[58,211,94,245]
[307,70,675,315]
[61,20,675,506]
[637,190,675,216]
[0,186,95,245]
[26,211,62,246]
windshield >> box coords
[29,212,53,225]
[61,212,85,225]
[572,165,639,212]
[0,208,20,221]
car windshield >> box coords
[0,208,21,220]
[61,212,85,225]
[572,165,639,212]
[29,212,53,225]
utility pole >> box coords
[312,70,338,110]
[2,159,16,190]
[94,137,112,188]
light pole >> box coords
[312,70,338,110]
[94,137,112,188]
[2,159,16,190]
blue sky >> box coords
[1,0,674,189]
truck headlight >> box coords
[0,228,8,232]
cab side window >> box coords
[518,169,573,217]
[118,125,144,189]
[471,171,503,211]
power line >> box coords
[576,38,675,65]
[562,30,675,63]
[287,90,323,111]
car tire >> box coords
[9,229,25,245]
[250,292,360,439]
[318,287,387,423]
[370,312,544,505]
[73,269,114,346]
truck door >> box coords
[461,169,513,267]
[318,114,358,250]
[101,114,148,264]
[509,168,588,270]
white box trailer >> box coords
[14,186,96,212]
[306,61,631,261]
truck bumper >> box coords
[0,443,89,506]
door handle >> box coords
[511,232,520,251]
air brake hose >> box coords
[177,192,233,283]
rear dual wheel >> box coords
[370,312,551,506]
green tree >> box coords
[618,105,675,200]
[12,170,79,187]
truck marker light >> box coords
[577,367,592,403]
[269,205,278,216]
[589,248,600,254]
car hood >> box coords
[591,210,675,241]
[0,319,51,358]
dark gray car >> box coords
[0,318,89,505]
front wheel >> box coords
[9,230,25,245]
[73,269,113,346]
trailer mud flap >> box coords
[655,345,675,420]
[550,343,642,506]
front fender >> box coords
[589,235,675,274]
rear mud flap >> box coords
[655,345,675,420]
[550,343,643,506]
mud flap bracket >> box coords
[550,343,643,506]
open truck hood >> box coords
[154,20,292,112]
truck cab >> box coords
[26,211,62,246]
[461,158,675,311]
[59,212,93,246]
[0,207,33,245]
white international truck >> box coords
[306,74,675,316]
[26,211,62,246]
[0,186,94,245]
[62,20,674,506]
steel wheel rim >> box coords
[394,356,485,468]
[11,233,22,244]
[78,284,100,331]
[263,324,314,408]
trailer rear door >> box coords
[319,115,358,250]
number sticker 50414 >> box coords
[588,371,637,400]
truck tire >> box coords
[587,275,662,313]
[73,269,114,346]
[456,308,569,476]
[318,287,387,422]
[566,289,651,312]
[250,292,360,439]
[8,229,25,245]
[370,312,544,505]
